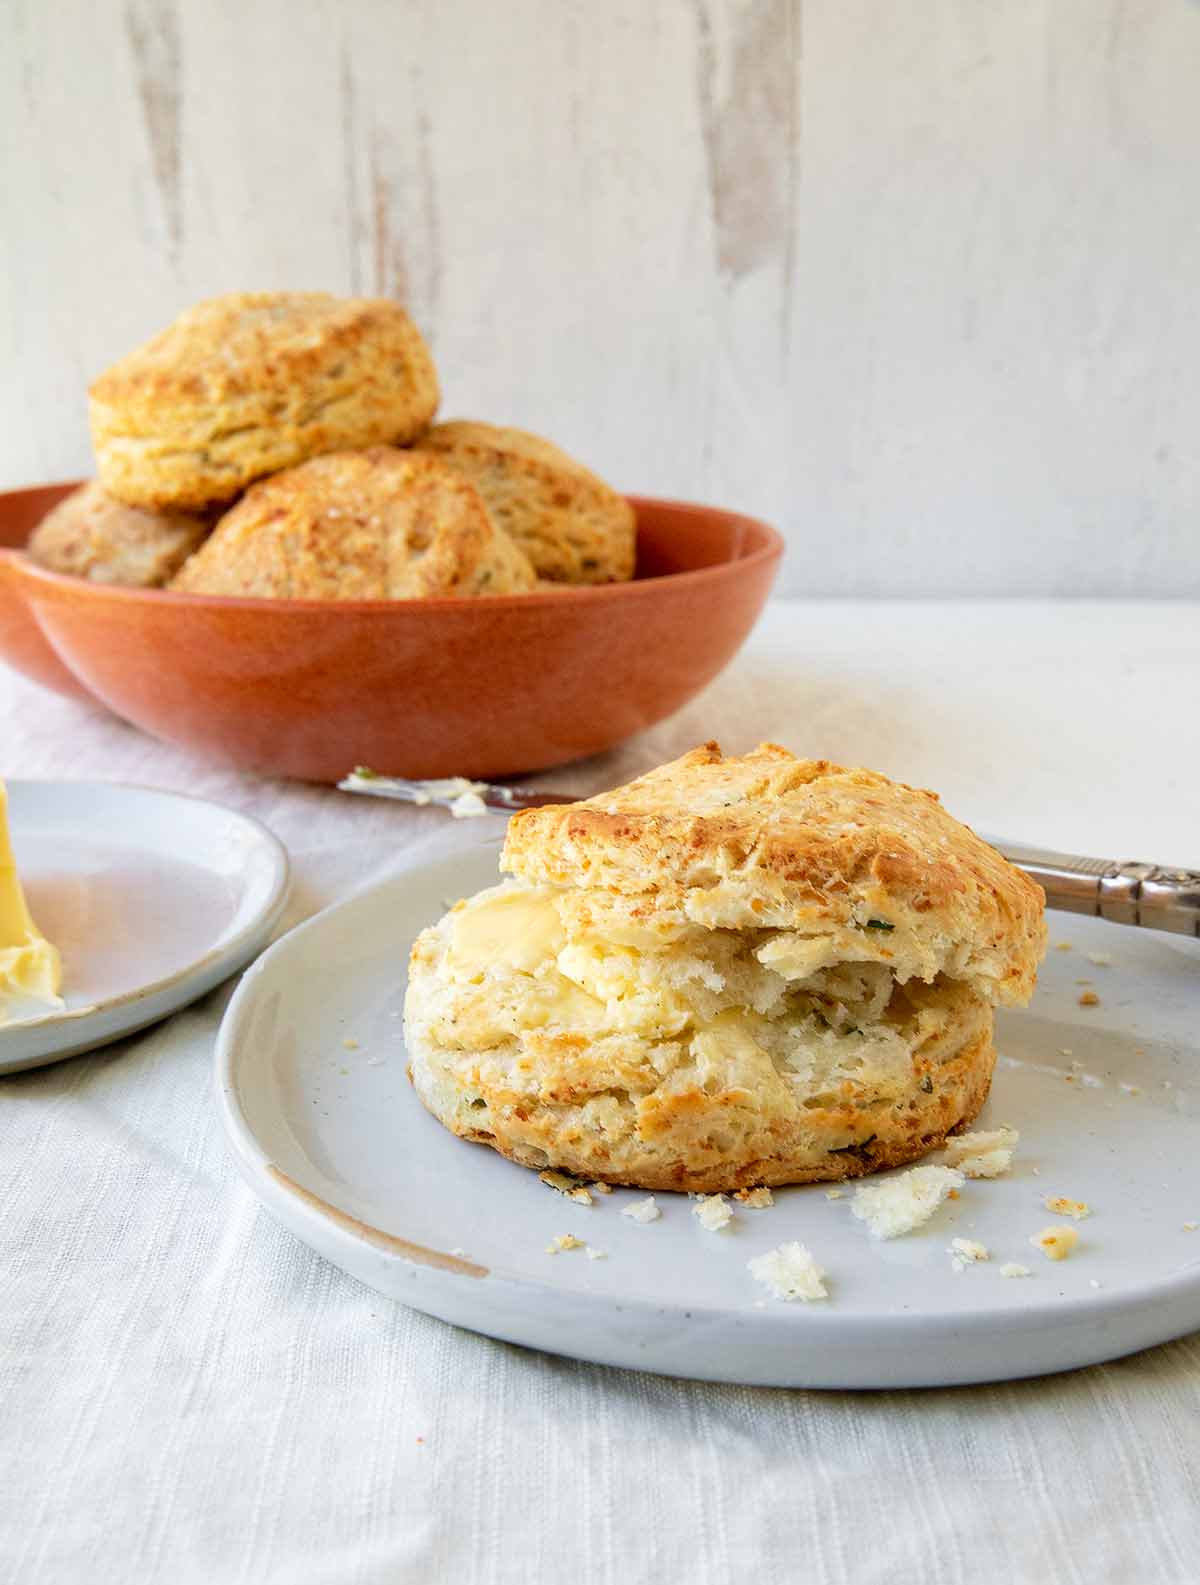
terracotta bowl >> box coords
[0,482,93,701]
[0,482,782,781]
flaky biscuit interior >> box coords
[405,743,1045,1191]
[406,879,997,1192]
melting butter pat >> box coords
[555,938,689,1036]
[0,781,62,1022]
[447,886,565,974]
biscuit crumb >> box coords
[942,1128,1018,1165]
[1085,951,1113,967]
[621,1196,661,1224]
[1031,1226,1079,1261]
[545,1234,584,1254]
[1000,1262,1032,1278]
[539,1170,593,1206]
[1184,1222,1198,1232]
[590,1182,613,1195]
[1054,942,1073,952]
[1043,1195,1091,1220]
[851,1164,964,1239]
[824,1187,845,1200]
[1078,991,1100,1007]
[942,1128,1017,1180]
[747,1242,828,1302]
[585,1246,607,1260]
[342,1038,359,1050]
[692,1194,734,1232]
[949,1237,990,1269]
[734,1186,774,1208]
[959,1149,1014,1179]
[950,1237,989,1261]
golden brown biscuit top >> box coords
[169,446,536,600]
[27,481,212,586]
[89,291,422,405]
[418,421,607,486]
[502,743,1047,1004]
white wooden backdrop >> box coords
[2,0,1198,597]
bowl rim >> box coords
[1,486,784,615]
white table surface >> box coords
[3,599,1199,1585]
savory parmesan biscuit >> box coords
[169,447,537,599]
[414,421,635,584]
[404,744,1046,1193]
[502,742,1046,1004]
[27,480,211,587]
[90,292,439,510]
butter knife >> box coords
[339,771,1200,936]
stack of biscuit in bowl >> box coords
[29,292,635,598]
[405,743,1047,1192]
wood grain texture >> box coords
[1,0,1197,597]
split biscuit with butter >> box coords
[405,743,1046,1192]
[27,480,211,588]
[90,291,439,511]
[414,421,635,584]
[170,446,537,600]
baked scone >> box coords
[169,447,537,599]
[27,480,211,587]
[414,421,635,584]
[405,743,1046,1192]
[90,292,439,510]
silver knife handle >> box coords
[989,839,1200,936]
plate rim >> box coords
[1,778,291,1066]
[213,845,1200,1387]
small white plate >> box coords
[216,831,1200,1388]
[2,781,289,1075]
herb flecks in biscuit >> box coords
[90,292,439,511]
[28,480,211,588]
[415,421,634,585]
[170,447,536,600]
[404,744,1046,1194]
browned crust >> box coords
[169,447,536,599]
[414,419,635,584]
[412,1027,995,1191]
[89,292,439,510]
[408,1023,996,1195]
[90,292,429,408]
[26,480,211,587]
[503,743,1047,1004]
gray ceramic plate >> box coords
[2,781,289,1074]
[215,827,1200,1387]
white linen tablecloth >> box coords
[3,600,1200,1585]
